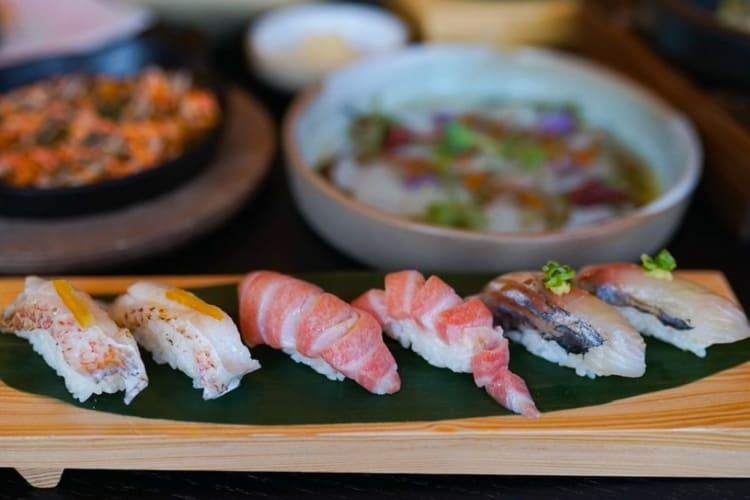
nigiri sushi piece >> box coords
[238,271,400,395]
[576,253,750,357]
[480,265,646,379]
[0,277,148,404]
[111,282,261,400]
[353,270,539,417]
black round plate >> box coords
[636,0,750,88]
[0,27,226,218]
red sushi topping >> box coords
[238,271,400,395]
[353,270,539,417]
[567,180,629,206]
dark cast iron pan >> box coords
[0,27,225,218]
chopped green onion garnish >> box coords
[543,260,576,295]
[641,249,677,280]
[424,200,486,230]
[439,122,476,155]
[498,136,546,170]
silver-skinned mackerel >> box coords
[481,272,646,378]
[576,263,750,357]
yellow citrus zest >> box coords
[165,288,225,321]
[52,279,94,328]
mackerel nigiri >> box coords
[480,264,646,379]
[353,270,539,417]
[111,282,261,400]
[238,271,400,395]
[576,251,750,357]
[0,277,148,404]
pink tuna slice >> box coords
[320,309,401,395]
[353,271,539,417]
[352,289,389,325]
[296,293,357,357]
[385,270,425,320]
[238,271,400,395]
[262,279,321,349]
[411,275,463,333]
[472,343,540,418]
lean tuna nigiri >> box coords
[238,271,400,395]
[480,263,646,379]
[111,282,261,400]
[0,277,148,404]
[353,270,539,417]
[576,251,750,357]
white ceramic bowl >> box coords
[247,3,408,92]
[283,45,702,272]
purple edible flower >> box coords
[538,110,576,136]
[404,173,439,190]
[549,157,577,173]
[432,111,455,127]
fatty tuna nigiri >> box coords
[353,270,539,417]
[111,282,261,400]
[576,254,750,357]
[238,271,400,395]
[0,277,148,404]
[481,267,646,379]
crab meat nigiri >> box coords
[481,271,646,378]
[0,277,148,404]
[238,271,400,395]
[111,282,261,400]
[353,270,539,417]
[576,263,750,357]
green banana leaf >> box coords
[0,272,748,425]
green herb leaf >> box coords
[641,249,677,280]
[439,122,476,155]
[542,260,576,295]
[498,135,547,171]
[519,144,546,170]
[641,249,677,272]
[424,200,486,230]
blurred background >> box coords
[0,0,749,278]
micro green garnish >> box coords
[439,122,476,155]
[498,135,547,171]
[424,200,486,230]
[641,249,677,280]
[543,260,576,296]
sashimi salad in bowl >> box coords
[318,101,658,233]
[284,45,702,271]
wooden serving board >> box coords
[1,273,749,488]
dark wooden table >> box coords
[2,21,750,500]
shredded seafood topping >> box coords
[0,67,220,189]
